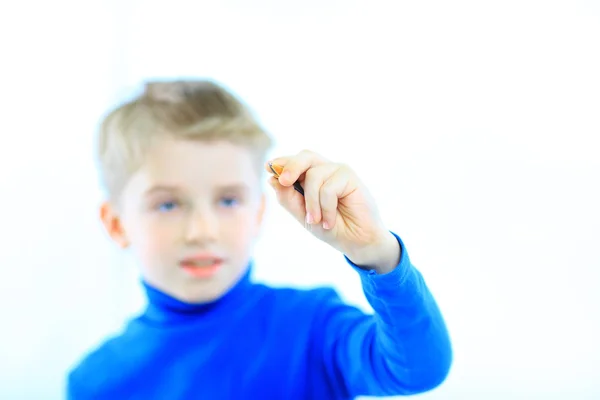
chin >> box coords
[179,283,228,304]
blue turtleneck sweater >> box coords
[67,233,452,399]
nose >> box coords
[184,209,219,245]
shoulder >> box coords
[260,283,341,308]
[67,338,117,398]
[256,283,364,324]
[256,284,372,354]
[67,325,142,398]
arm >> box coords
[265,151,452,396]
[313,232,452,398]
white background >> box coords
[1,0,599,399]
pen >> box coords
[268,162,305,196]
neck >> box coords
[141,265,254,325]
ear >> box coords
[100,201,130,248]
[255,193,267,231]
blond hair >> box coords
[97,79,272,199]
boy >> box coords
[67,80,452,399]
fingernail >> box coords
[306,212,314,224]
[322,221,330,230]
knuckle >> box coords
[337,163,352,173]
[320,181,335,197]
[304,168,318,182]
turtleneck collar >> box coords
[140,264,255,325]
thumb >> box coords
[268,176,307,225]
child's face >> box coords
[102,138,266,303]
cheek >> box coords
[132,216,182,256]
[223,210,260,247]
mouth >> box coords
[179,254,224,278]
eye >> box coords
[219,196,240,208]
[156,201,179,212]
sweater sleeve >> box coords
[312,232,452,398]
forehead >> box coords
[130,138,261,192]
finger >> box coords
[269,150,328,187]
[265,156,293,177]
[268,176,306,225]
[302,164,340,225]
[267,162,308,194]
[266,162,282,177]
[320,167,354,230]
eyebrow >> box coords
[216,183,251,192]
[144,183,251,196]
[144,185,181,196]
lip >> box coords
[179,253,224,279]
[180,252,224,263]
